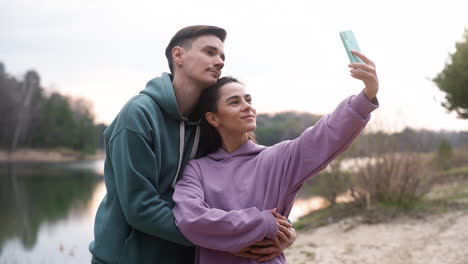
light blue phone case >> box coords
[339,30,364,63]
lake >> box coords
[0,159,329,263]
[0,161,105,264]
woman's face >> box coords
[207,82,257,135]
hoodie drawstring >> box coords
[189,125,200,160]
[171,122,200,188]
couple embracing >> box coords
[89,25,379,264]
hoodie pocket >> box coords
[118,229,137,264]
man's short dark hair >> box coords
[165,25,227,74]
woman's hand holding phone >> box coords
[348,50,379,101]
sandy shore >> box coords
[285,211,468,264]
[0,148,105,162]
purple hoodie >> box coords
[173,91,378,263]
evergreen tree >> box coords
[433,29,468,119]
[436,139,453,170]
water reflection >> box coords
[0,162,103,264]
[288,197,329,222]
[288,190,357,222]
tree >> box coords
[433,29,468,119]
[0,62,5,77]
[255,112,321,146]
[10,70,41,151]
[311,157,351,206]
[0,63,19,147]
[436,139,453,170]
[0,62,103,153]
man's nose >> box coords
[214,56,224,70]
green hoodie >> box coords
[89,73,199,264]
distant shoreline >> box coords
[0,148,105,163]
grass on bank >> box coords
[441,166,468,177]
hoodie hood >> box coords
[139,72,201,188]
[206,140,266,162]
[140,72,198,125]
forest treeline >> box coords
[0,62,105,153]
[256,112,468,155]
[1,62,465,155]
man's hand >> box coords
[254,209,296,262]
[231,247,264,260]
[232,209,297,263]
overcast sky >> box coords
[1,0,467,132]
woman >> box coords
[173,50,379,263]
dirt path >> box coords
[285,211,468,264]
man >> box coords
[89,25,294,264]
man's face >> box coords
[179,35,225,87]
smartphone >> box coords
[339,30,364,63]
